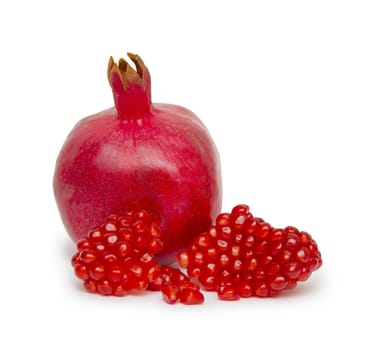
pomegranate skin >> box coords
[53,54,222,264]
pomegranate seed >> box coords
[102,252,118,264]
[149,239,164,254]
[284,280,297,290]
[237,280,253,298]
[161,284,179,304]
[88,228,104,241]
[255,282,269,297]
[231,245,241,257]
[79,249,97,264]
[130,278,148,290]
[140,252,154,264]
[200,274,217,290]
[296,247,310,263]
[84,280,97,293]
[243,235,255,248]
[193,251,205,265]
[196,233,212,247]
[220,253,230,267]
[255,222,272,239]
[207,247,219,260]
[285,226,299,235]
[233,259,243,271]
[77,239,90,250]
[231,204,250,217]
[286,233,301,250]
[266,262,280,275]
[233,215,247,231]
[71,252,80,267]
[216,213,231,227]
[283,261,302,280]
[218,283,240,301]
[177,251,190,268]
[178,289,204,305]
[74,264,89,280]
[219,269,232,284]
[129,264,143,278]
[217,239,228,251]
[298,231,312,244]
[119,228,134,242]
[97,280,113,295]
[150,223,161,238]
[147,264,161,280]
[205,262,219,275]
[106,265,122,282]
[208,227,217,238]
[105,233,118,245]
[104,222,117,232]
[270,228,285,241]
[298,267,311,281]
[255,240,269,254]
[270,275,288,291]
[220,226,233,240]
[117,241,132,258]
[88,262,105,281]
[254,267,266,280]
[187,266,201,280]
[270,241,283,255]
[147,276,163,291]
[246,257,258,271]
[113,284,128,297]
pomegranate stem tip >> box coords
[107,52,152,118]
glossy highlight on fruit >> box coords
[53,53,222,263]
[177,204,322,300]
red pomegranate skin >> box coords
[53,53,222,263]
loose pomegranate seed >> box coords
[177,204,322,301]
[161,284,180,304]
[72,210,163,297]
[157,265,204,305]
[178,289,205,305]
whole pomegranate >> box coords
[53,53,222,263]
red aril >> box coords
[53,53,222,263]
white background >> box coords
[1,0,369,348]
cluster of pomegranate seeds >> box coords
[71,210,163,296]
[71,205,322,304]
[177,204,322,300]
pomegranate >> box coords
[53,53,222,263]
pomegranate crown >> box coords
[107,53,152,118]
